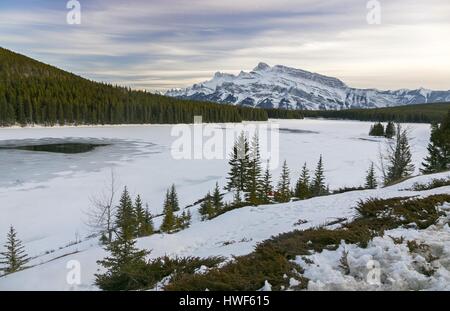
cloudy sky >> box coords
[1,0,450,91]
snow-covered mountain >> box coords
[166,63,450,110]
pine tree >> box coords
[177,210,191,230]
[95,228,149,290]
[275,160,291,203]
[369,122,385,137]
[245,133,263,205]
[385,124,415,185]
[134,195,145,237]
[141,207,154,237]
[261,161,273,203]
[199,192,215,220]
[115,187,136,240]
[236,132,251,192]
[212,182,223,211]
[226,144,240,191]
[311,155,327,196]
[134,196,153,237]
[421,112,450,173]
[233,190,242,205]
[295,162,312,199]
[160,190,175,233]
[365,162,378,189]
[0,226,30,274]
[385,121,396,139]
[169,184,180,212]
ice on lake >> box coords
[0,119,431,256]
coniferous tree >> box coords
[177,210,191,230]
[421,112,450,173]
[134,196,154,237]
[384,124,415,185]
[385,121,396,139]
[134,195,145,237]
[95,226,149,290]
[160,190,175,233]
[295,162,312,199]
[245,133,263,205]
[365,162,378,189]
[199,192,215,220]
[275,160,291,203]
[311,155,327,196]
[226,144,240,191]
[212,182,223,211]
[369,122,385,137]
[226,133,251,193]
[236,132,251,192]
[169,184,180,212]
[141,206,154,237]
[233,190,242,205]
[115,187,136,240]
[261,161,273,203]
[0,226,30,274]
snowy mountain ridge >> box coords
[166,63,450,110]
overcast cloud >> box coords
[1,0,449,90]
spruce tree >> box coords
[212,182,223,211]
[134,195,145,237]
[369,122,385,137]
[365,162,378,189]
[169,184,180,212]
[421,112,450,173]
[261,161,273,203]
[0,226,30,274]
[275,160,291,203]
[245,133,263,205]
[385,121,396,139]
[236,132,251,192]
[133,196,153,237]
[160,190,175,233]
[311,155,327,196]
[385,124,415,185]
[115,187,136,240]
[295,162,312,199]
[95,228,149,290]
[199,192,215,220]
[177,210,191,230]
[226,144,240,191]
[141,207,154,237]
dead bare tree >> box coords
[84,169,118,244]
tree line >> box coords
[301,102,450,124]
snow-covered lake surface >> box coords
[0,119,437,290]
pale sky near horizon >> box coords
[1,0,450,91]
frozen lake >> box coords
[0,119,431,256]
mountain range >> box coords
[166,63,450,110]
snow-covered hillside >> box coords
[0,171,449,291]
[166,63,450,110]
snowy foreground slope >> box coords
[0,171,449,291]
[166,63,450,110]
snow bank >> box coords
[295,204,450,291]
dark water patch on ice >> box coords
[0,143,109,154]
[279,128,319,134]
[0,137,161,187]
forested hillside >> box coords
[0,48,267,126]
[300,102,450,123]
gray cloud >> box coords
[1,0,449,90]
